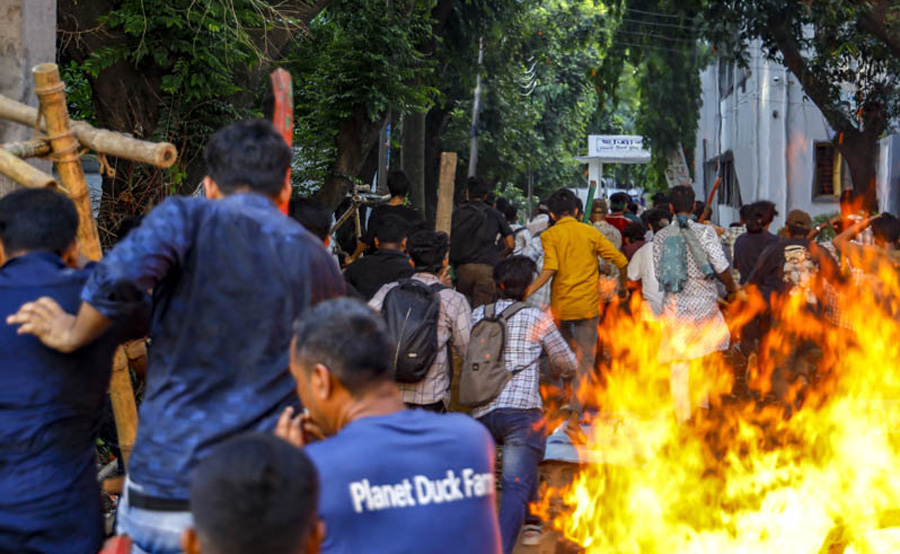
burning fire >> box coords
[535,250,900,553]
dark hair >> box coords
[190,433,319,554]
[610,192,630,212]
[628,203,639,215]
[872,213,900,247]
[669,185,696,214]
[641,209,670,233]
[547,188,578,218]
[466,176,491,199]
[292,298,393,395]
[204,119,291,197]
[623,221,646,243]
[497,198,518,223]
[0,188,79,255]
[387,171,412,199]
[651,192,669,208]
[407,231,448,272]
[289,197,331,242]
[373,214,409,245]
[739,204,753,224]
[692,201,706,221]
[747,201,777,233]
[493,256,537,301]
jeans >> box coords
[117,478,193,554]
[558,317,599,413]
[478,409,546,554]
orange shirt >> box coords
[540,217,627,320]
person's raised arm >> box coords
[8,299,110,353]
[9,198,195,352]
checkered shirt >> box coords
[471,300,577,418]
[369,273,472,406]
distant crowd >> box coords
[1,118,897,554]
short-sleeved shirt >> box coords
[748,238,839,304]
[450,201,513,266]
[652,219,731,362]
[627,242,663,316]
[0,253,145,554]
[733,231,778,284]
[343,249,413,300]
[305,410,502,554]
[540,217,628,321]
[82,193,345,500]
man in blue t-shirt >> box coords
[9,120,345,553]
[0,188,146,553]
[276,298,501,554]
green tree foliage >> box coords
[702,0,900,208]
[441,0,619,200]
[591,0,707,190]
[59,0,326,243]
[288,0,439,187]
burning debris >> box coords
[533,249,900,553]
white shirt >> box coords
[627,242,663,316]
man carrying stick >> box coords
[9,119,345,553]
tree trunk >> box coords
[401,111,426,214]
[838,133,880,212]
[315,106,385,210]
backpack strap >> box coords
[485,303,497,319]
[497,301,528,323]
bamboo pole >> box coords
[0,94,177,168]
[0,148,56,188]
[2,139,52,159]
[435,152,458,236]
[32,63,139,467]
[33,64,101,261]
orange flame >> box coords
[534,249,900,553]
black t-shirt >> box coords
[734,230,779,284]
[450,200,514,266]
[363,204,424,246]
[748,237,838,303]
[343,249,414,300]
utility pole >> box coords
[468,36,484,178]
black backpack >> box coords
[450,202,491,264]
[381,279,445,383]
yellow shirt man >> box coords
[540,216,627,321]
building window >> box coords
[705,153,742,208]
[812,142,850,199]
[718,59,735,98]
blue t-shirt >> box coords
[82,193,345,500]
[0,253,144,554]
[305,410,502,554]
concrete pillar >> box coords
[0,0,56,195]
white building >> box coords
[692,42,900,228]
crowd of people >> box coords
[0,117,897,554]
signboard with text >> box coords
[586,135,651,163]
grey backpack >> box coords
[459,302,528,407]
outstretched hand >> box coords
[7,297,78,353]
[274,406,325,448]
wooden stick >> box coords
[435,152,458,236]
[2,139,52,159]
[32,63,139,467]
[0,148,56,188]
[0,93,177,168]
[33,64,101,261]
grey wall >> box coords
[0,0,56,195]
